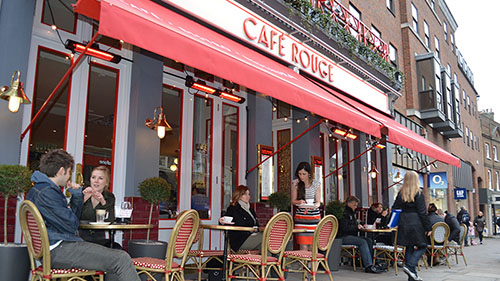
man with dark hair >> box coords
[339,196,382,273]
[457,206,471,246]
[27,149,140,281]
[438,209,461,244]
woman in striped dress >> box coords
[291,161,321,251]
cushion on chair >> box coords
[27,212,43,256]
[189,250,224,257]
[284,250,325,259]
[236,249,260,255]
[228,254,278,263]
[268,219,288,252]
[175,218,194,255]
[373,245,405,251]
[133,257,179,270]
[427,245,445,249]
[34,266,102,275]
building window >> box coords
[497,171,500,191]
[465,127,470,146]
[470,131,474,150]
[451,33,455,52]
[463,90,467,109]
[424,21,430,47]
[443,22,448,43]
[386,0,394,12]
[488,170,492,189]
[431,0,436,10]
[389,44,398,66]
[434,36,440,59]
[494,146,498,161]
[349,4,361,20]
[411,3,419,33]
[467,96,471,113]
[486,143,491,159]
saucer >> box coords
[89,222,111,225]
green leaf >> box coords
[0,165,33,198]
[138,177,171,206]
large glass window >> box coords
[328,137,338,200]
[42,0,77,34]
[486,143,491,158]
[389,44,398,66]
[221,103,239,210]
[494,146,498,161]
[434,36,440,59]
[488,170,492,189]
[28,47,71,171]
[191,95,213,219]
[341,140,350,200]
[497,171,500,191]
[443,22,448,43]
[159,85,182,218]
[82,63,118,190]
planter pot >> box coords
[327,238,342,272]
[0,243,30,281]
[128,239,168,259]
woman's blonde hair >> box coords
[400,171,420,202]
[231,185,249,206]
[92,165,111,191]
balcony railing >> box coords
[310,0,389,61]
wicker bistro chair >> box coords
[227,212,293,281]
[340,245,362,271]
[426,222,451,269]
[19,200,104,281]
[447,223,468,266]
[133,209,200,281]
[185,226,225,281]
[283,215,338,281]
[372,230,405,275]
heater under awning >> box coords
[74,0,460,167]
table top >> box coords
[79,223,154,230]
[201,224,255,232]
[360,227,396,233]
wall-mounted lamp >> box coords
[368,161,379,179]
[145,106,172,139]
[0,70,31,113]
[65,39,121,63]
[185,75,245,103]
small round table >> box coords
[201,224,255,281]
[79,223,154,248]
[360,227,397,233]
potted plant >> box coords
[0,164,32,281]
[268,191,291,212]
[324,200,345,271]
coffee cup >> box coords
[96,209,108,223]
[222,216,233,224]
[305,199,314,205]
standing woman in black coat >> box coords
[219,185,262,252]
[392,171,431,281]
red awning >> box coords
[74,0,383,139]
[74,0,460,167]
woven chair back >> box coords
[431,222,450,245]
[165,209,200,268]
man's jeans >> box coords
[404,246,426,273]
[51,241,140,281]
[342,235,374,267]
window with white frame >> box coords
[389,44,398,66]
[494,146,498,161]
[434,36,440,59]
[443,22,448,43]
[470,130,474,150]
[386,0,394,12]
[463,90,467,109]
[466,127,470,146]
[451,33,455,52]
[497,171,500,191]
[411,3,418,33]
[486,143,491,159]
[424,21,430,47]
[488,170,492,189]
[467,95,471,113]
[431,0,436,10]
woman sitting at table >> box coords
[219,185,262,252]
[79,166,117,247]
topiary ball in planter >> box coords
[268,191,290,212]
[325,200,345,221]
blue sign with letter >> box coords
[454,188,467,200]
[428,172,448,189]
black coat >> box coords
[366,208,388,227]
[445,214,461,243]
[338,206,359,237]
[392,192,431,248]
[224,204,259,252]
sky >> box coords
[445,0,500,122]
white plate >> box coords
[89,222,112,225]
[298,204,315,208]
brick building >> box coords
[479,110,500,235]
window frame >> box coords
[424,21,430,48]
[411,3,419,33]
[486,143,491,159]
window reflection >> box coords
[222,104,239,210]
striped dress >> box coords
[294,179,321,245]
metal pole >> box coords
[20,32,100,142]
[246,119,324,178]
[323,143,377,180]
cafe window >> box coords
[191,95,213,219]
[28,47,71,171]
[328,137,339,200]
[82,63,119,190]
[41,0,77,34]
[341,139,351,200]
[159,84,182,219]
[221,103,239,210]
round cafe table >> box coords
[201,224,255,281]
[360,227,397,233]
[79,223,154,248]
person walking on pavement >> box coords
[457,206,471,246]
[392,171,431,281]
[474,211,486,244]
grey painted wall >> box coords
[125,48,163,197]
[0,0,35,164]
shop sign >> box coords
[166,0,389,113]
[428,172,448,189]
[454,188,467,200]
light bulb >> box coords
[174,158,178,164]
[8,96,22,113]
[284,117,288,122]
[170,164,177,171]
[157,126,166,139]
[296,119,301,124]
[370,171,377,179]
[272,107,277,112]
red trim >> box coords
[41,0,78,34]
[27,46,73,165]
[82,62,120,192]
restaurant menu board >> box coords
[258,145,274,201]
[311,156,324,203]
